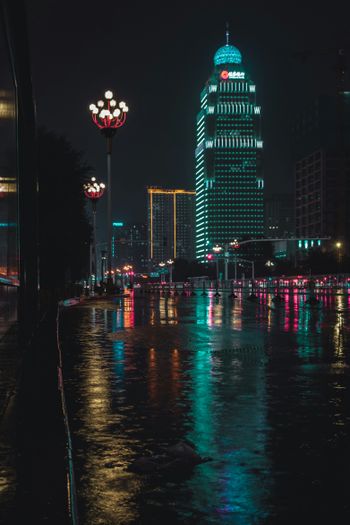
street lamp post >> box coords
[167,259,174,284]
[122,264,133,289]
[89,90,129,290]
[335,241,343,271]
[212,245,223,289]
[83,177,105,289]
[158,262,166,284]
[224,244,229,282]
[101,250,107,283]
[230,239,240,282]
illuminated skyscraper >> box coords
[147,187,195,264]
[195,30,264,261]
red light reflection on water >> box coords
[293,290,299,333]
[284,292,290,331]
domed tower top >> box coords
[214,24,242,66]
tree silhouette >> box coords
[37,128,92,293]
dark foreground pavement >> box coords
[0,309,72,525]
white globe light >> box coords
[99,111,105,118]
[119,101,125,108]
[97,100,104,107]
[110,99,116,107]
[91,177,96,181]
[92,108,98,114]
[105,90,113,99]
[100,183,105,188]
[89,104,96,111]
[123,106,129,112]
[113,109,121,117]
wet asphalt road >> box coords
[60,290,350,524]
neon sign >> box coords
[220,70,245,80]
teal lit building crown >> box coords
[214,44,242,66]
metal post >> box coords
[252,260,255,281]
[92,201,97,286]
[106,137,112,286]
[224,243,228,282]
[169,265,173,283]
[216,256,219,289]
[89,242,93,291]
[234,254,237,282]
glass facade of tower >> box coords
[195,42,264,262]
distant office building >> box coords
[195,29,264,262]
[147,187,195,264]
[293,94,350,257]
[112,222,148,272]
[265,194,294,259]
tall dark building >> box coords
[1,0,38,336]
[147,187,195,264]
[265,194,294,259]
[293,94,350,257]
[112,221,148,272]
[195,30,264,262]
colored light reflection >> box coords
[284,292,290,332]
[148,347,158,403]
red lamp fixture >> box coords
[220,70,229,80]
[83,177,105,202]
[89,90,128,134]
[230,239,240,249]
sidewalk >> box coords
[0,325,20,525]
[0,309,72,525]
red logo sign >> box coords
[220,70,229,80]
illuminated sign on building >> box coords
[220,70,245,80]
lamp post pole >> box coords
[213,245,222,289]
[83,177,105,289]
[167,259,174,284]
[106,132,114,284]
[224,243,229,283]
[159,262,166,284]
[335,241,343,273]
[89,90,129,290]
[101,250,107,283]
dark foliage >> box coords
[300,250,349,275]
[37,128,92,291]
[172,259,215,281]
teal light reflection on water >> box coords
[185,326,270,521]
[188,349,214,452]
[111,309,125,383]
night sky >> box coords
[26,0,350,234]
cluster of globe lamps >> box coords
[89,91,129,130]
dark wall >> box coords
[1,0,39,337]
